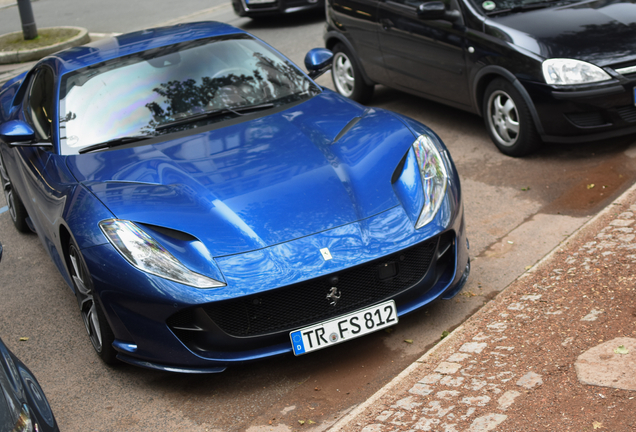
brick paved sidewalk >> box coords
[329,183,636,432]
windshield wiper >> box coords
[155,103,275,131]
[79,135,153,154]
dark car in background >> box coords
[0,244,59,432]
[324,0,636,156]
[232,0,324,18]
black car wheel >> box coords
[483,78,541,157]
[0,155,30,233]
[331,43,374,104]
[67,239,117,364]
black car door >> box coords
[377,0,472,109]
[327,0,387,83]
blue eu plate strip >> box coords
[290,331,306,355]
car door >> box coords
[327,0,387,83]
[9,67,72,247]
[377,0,472,109]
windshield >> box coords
[472,0,579,15]
[59,35,320,154]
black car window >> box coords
[25,67,54,141]
[58,34,321,155]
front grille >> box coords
[617,105,636,123]
[167,234,453,349]
[203,238,438,337]
[565,111,607,128]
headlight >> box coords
[99,219,226,289]
[12,405,34,432]
[542,58,611,85]
[413,135,448,229]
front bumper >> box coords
[523,78,636,143]
[233,0,324,17]
[82,194,469,373]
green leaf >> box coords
[614,345,629,355]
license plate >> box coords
[246,0,276,4]
[290,300,398,356]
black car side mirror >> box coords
[304,48,333,80]
[417,1,461,22]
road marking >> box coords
[0,206,7,214]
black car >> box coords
[232,0,324,17]
[324,0,636,156]
[0,245,59,432]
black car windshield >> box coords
[472,0,580,15]
[59,34,320,154]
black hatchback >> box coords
[324,0,636,156]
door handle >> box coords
[380,18,394,30]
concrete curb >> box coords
[327,179,636,430]
[0,26,89,64]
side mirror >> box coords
[417,1,461,22]
[304,48,333,80]
[0,120,35,144]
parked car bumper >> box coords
[232,0,324,17]
[523,79,636,143]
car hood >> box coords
[488,0,636,65]
[66,92,416,257]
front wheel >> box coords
[0,156,30,233]
[67,239,118,365]
[331,43,374,104]
[482,78,541,157]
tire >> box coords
[482,78,541,157]
[331,43,374,104]
[67,239,118,365]
[0,155,31,233]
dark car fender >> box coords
[471,64,546,137]
[324,28,376,87]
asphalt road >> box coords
[1,4,636,432]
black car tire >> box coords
[331,43,374,104]
[232,0,247,16]
[67,239,118,365]
[0,158,31,233]
[483,78,541,157]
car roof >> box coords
[40,21,247,75]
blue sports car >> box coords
[0,22,469,373]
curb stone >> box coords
[0,26,89,64]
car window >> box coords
[25,67,54,141]
[58,35,321,155]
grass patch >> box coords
[0,28,80,52]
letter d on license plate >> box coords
[290,300,397,355]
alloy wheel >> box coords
[0,158,17,222]
[69,244,103,353]
[333,52,355,97]
[487,90,520,147]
